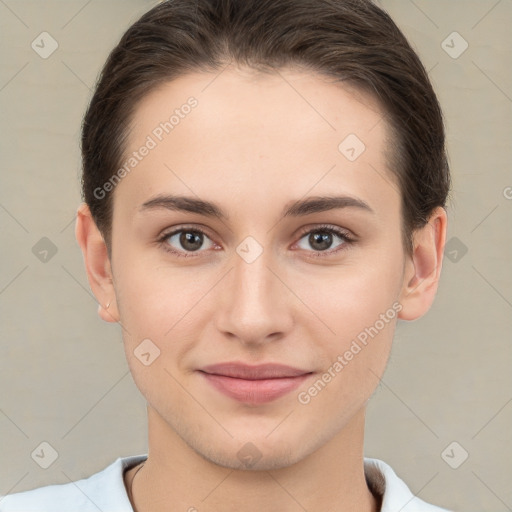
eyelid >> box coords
[294,223,355,241]
[158,223,215,241]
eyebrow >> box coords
[138,194,374,220]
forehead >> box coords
[113,66,399,223]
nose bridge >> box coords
[234,247,272,307]
[214,239,292,343]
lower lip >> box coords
[199,372,312,404]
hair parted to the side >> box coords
[81,0,450,258]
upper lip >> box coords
[199,362,311,380]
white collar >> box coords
[0,454,451,511]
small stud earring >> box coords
[105,301,111,309]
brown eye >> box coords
[307,232,335,251]
[178,231,204,251]
[159,228,216,257]
[295,226,353,255]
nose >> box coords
[213,243,294,347]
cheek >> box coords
[296,259,402,342]
[113,262,201,402]
[114,258,219,366]
[115,253,196,328]
[290,253,402,401]
[293,269,399,424]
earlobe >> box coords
[97,300,118,323]
[398,207,448,321]
[75,203,120,323]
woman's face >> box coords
[108,67,410,469]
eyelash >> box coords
[156,224,355,259]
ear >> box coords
[398,207,448,321]
[75,203,119,323]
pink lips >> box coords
[198,362,313,404]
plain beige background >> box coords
[0,1,511,510]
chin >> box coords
[190,428,319,472]
[199,444,306,471]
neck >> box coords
[126,406,379,512]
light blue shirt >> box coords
[0,455,451,511]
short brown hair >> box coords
[81,0,450,257]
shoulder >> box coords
[364,457,452,512]
[0,454,147,512]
